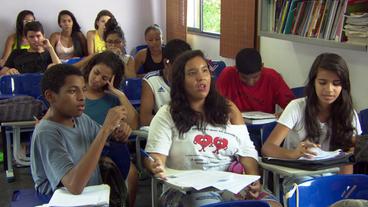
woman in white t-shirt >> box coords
[144,50,282,207]
[262,53,361,175]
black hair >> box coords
[144,24,161,36]
[103,17,126,53]
[23,21,44,37]
[15,10,34,49]
[170,50,230,135]
[235,48,262,75]
[163,39,191,64]
[94,10,114,29]
[58,10,86,57]
[83,51,124,88]
[41,64,82,95]
[304,53,355,151]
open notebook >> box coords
[41,184,110,207]
[242,111,276,125]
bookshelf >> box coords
[257,0,368,52]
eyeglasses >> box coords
[106,40,122,45]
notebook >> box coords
[242,111,276,125]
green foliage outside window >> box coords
[202,0,221,34]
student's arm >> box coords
[139,80,155,126]
[124,56,136,78]
[0,34,16,67]
[134,49,146,73]
[228,100,245,125]
[49,32,59,51]
[61,106,127,194]
[72,54,95,70]
[43,39,61,65]
[107,76,139,129]
[1,50,20,75]
[86,31,95,55]
[0,66,20,75]
[261,123,317,159]
[144,153,167,179]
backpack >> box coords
[0,96,44,122]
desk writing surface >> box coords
[258,160,340,177]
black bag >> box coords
[354,135,368,174]
[0,96,44,122]
[262,153,355,171]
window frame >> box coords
[187,0,220,38]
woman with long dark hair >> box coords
[145,50,281,207]
[262,53,361,175]
[50,10,87,61]
[0,10,35,66]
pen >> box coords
[140,149,155,162]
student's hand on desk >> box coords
[245,180,261,199]
[5,68,20,75]
[111,122,131,143]
[149,158,166,180]
[103,106,128,133]
[293,140,320,159]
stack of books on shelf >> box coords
[344,0,368,45]
[271,0,348,41]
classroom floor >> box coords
[0,164,153,206]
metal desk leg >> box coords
[273,173,281,202]
[151,178,158,207]
[12,127,30,166]
[5,130,14,182]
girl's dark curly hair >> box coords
[15,10,34,49]
[170,50,230,135]
[58,10,86,57]
[304,53,355,151]
[83,51,124,88]
[103,17,126,53]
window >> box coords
[187,0,221,36]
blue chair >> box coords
[11,188,51,207]
[64,57,83,64]
[286,174,368,207]
[201,200,270,207]
[291,86,305,99]
[0,73,43,99]
[210,60,226,80]
[359,108,368,135]
[122,78,142,108]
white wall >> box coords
[0,0,166,55]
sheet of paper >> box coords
[242,111,276,120]
[165,169,260,194]
[299,147,342,160]
[48,184,110,206]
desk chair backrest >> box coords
[11,188,51,207]
[286,174,368,207]
[291,86,305,99]
[359,108,368,135]
[0,73,43,98]
[210,60,226,80]
[122,78,142,107]
[201,200,270,207]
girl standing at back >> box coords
[0,10,35,66]
[262,53,361,175]
[86,10,114,55]
[134,24,164,75]
[50,10,87,62]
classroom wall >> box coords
[0,0,166,55]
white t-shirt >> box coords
[143,70,171,113]
[145,105,258,171]
[278,97,362,151]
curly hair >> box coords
[15,10,34,49]
[82,51,124,88]
[103,17,126,53]
[170,50,230,135]
[304,53,355,151]
[58,10,86,57]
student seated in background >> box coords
[216,48,294,116]
[0,10,35,67]
[83,51,139,206]
[0,21,61,75]
[86,10,114,55]
[139,39,191,126]
[31,64,129,206]
[262,53,361,190]
[49,10,87,62]
[103,18,136,78]
[144,50,281,207]
[134,24,164,75]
